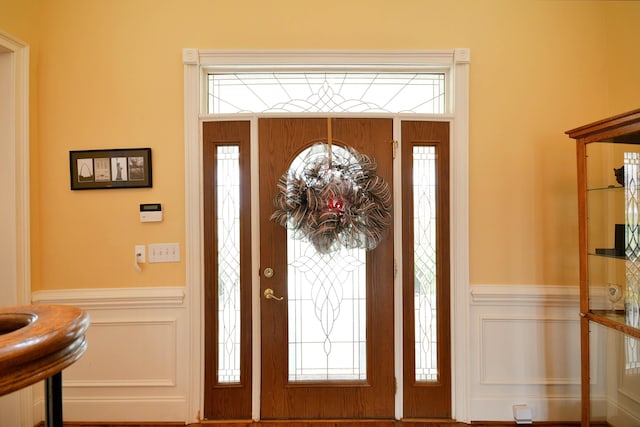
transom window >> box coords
[207,72,446,114]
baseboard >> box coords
[33,422,585,427]
[34,423,185,427]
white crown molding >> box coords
[194,49,458,68]
[191,49,464,74]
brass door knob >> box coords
[263,288,283,301]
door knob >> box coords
[263,288,284,301]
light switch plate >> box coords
[148,243,180,263]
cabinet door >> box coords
[588,321,640,424]
[586,142,640,328]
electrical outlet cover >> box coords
[513,404,532,424]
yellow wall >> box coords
[0,0,639,291]
[605,3,640,113]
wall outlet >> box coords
[513,404,533,424]
[135,245,146,263]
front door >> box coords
[202,118,451,421]
[259,118,395,419]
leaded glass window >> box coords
[413,146,438,382]
[217,145,241,383]
[207,72,445,114]
[625,152,640,373]
[287,145,367,382]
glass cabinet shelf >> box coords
[587,252,626,259]
[587,185,625,192]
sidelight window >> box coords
[216,145,241,383]
[413,146,438,381]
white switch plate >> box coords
[135,245,146,263]
[148,243,180,263]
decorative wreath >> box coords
[270,141,392,254]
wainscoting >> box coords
[469,285,581,422]
[30,285,586,424]
[31,287,190,423]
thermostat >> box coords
[140,203,163,222]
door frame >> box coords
[0,31,30,307]
[183,49,471,424]
[0,30,32,427]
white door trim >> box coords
[0,30,31,427]
[0,31,30,306]
[183,49,470,424]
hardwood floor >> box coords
[43,421,582,427]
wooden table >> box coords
[0,304,89,426]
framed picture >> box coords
[70,148,152,190]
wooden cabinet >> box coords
[566,109,640,427]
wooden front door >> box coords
[259,118,395,419]
[202,118,452,421]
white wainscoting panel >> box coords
[469,285,582,422]
[479,316,580,385]
[31,287,189,423]
[30,284,621,423]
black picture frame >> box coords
[70,148,152,190]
